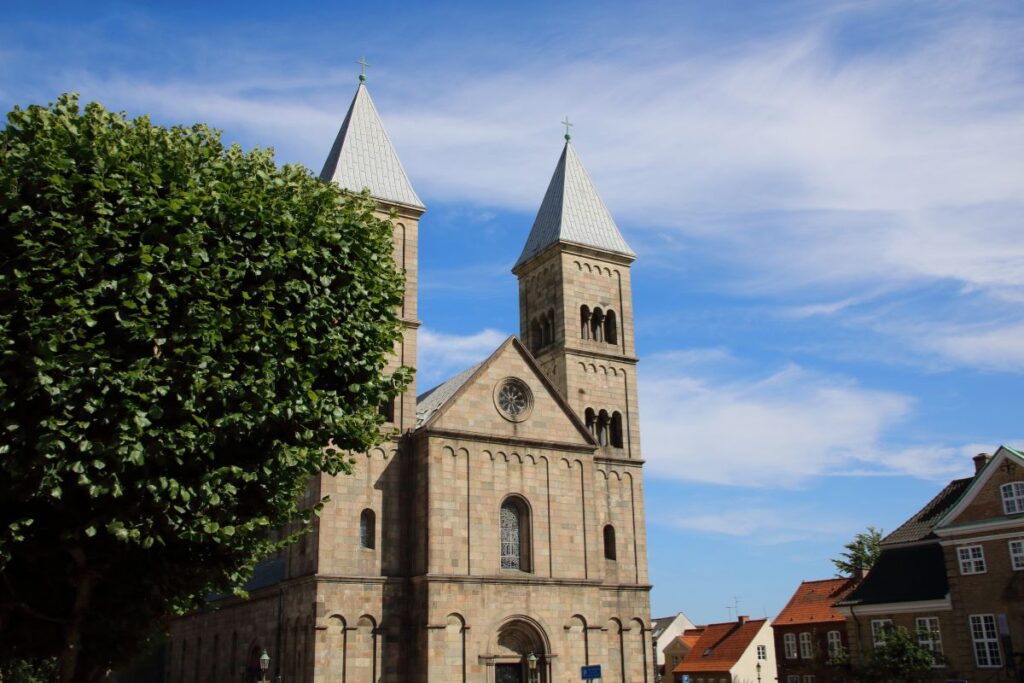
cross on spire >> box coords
[561,116,573,141]
[357,56,370,82]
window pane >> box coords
[500,501,521,570]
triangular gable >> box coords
[416,336,596,448]
[936,446,1024,529]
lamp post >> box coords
[756,661,761,683]
[527,652,538,683]
[258,649,270,683]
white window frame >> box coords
[787,677,799,683]
[799,631,813,659]
[757,644,767,660]
[1010,539,1024,570]
[784,632,798,659]
[970,614,1003,668]
[827,630,843,657]
[958,544,987,575]
[871,619,892,647]
[915,616,943,666]
[1002,481,1024,514]
[803,676,816,683]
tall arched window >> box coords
[530,318,542,353]
[597,410,610,446]
[604,310,618,345]
[591,307,605,342]
[580,305,591,340]
[360,508,376,549]
[603,524,617,560]
[585,408,596,438]
[500,496,531,571]
[610,412,623,448]
[543,310,554,346]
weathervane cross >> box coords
[561,116,573,141]
[357,56,370,82]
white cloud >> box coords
[922,322,1024,372]
[417,327,509,387]
[664,503,855,545]
[639,353,973,487]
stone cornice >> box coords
[411,573,652,592]
[417,427,596,454]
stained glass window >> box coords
[501,500,522,570]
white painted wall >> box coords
[730,621,776,683]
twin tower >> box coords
[169,76,652,683]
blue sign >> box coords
[581,664,602,680]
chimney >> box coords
[738,615,749,624]
[973,453,992,474]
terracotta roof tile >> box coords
[672,619,766,674]
[774,578,859,626]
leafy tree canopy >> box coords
[846,624,938,683]
[832,525,883,577]
[0,94,410,681]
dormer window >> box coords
[703,647,713,657]
[1001,482,1024,514]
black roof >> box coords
[842,544,947,605]
[881,477,972,546]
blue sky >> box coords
[3,0,1022,624]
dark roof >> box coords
[652,615,678,640]
[882,476,972,546]
[842,544,947,606]
[775,577,859,625]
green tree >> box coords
[832,526,883,577]
[844,625,937,683]
[0,94,410,682]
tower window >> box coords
[530,318,543,354]
[544,309,554,346]
[590,307,605,342]
[604,309,617,345]
[603,524,617,560]
[360,508,376,549]
[500,496,531,571]
[610,412,623,448]
[597,409,610,446]
[585,408,596,438]
[580,305,591,340]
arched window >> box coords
[604,310,617,345]
[530,318,542,353]
[610,412,623,448]
[1002,482,1024,514]
[591,307,604,342]
[360,508,376,549]
[603,524,617,560]
[543,310,554,346]
[580,305,591,340]
[585,408,596,438]
[500,496,531,571]
[597,410,610,447]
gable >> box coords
[938,447,1024,529]
[419,337,595,449]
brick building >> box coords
[773,578,858,683]
[838,446,1024,681]
[167,75,654,682]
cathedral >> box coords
[168,74,654,683]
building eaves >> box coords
[881,476,973,546]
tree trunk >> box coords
[58,548,97,683]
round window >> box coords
[493,377,534,422]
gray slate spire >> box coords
[319,83,424,210]
[515,141,634,268]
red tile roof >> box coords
[672,619,767,674]
[675,628,704,653]
[774,577,859,626]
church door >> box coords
[495,662,524,683]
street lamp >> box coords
[755,661,761,683]
[527,652,538,683]
[258,649,270,683]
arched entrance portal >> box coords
[492,618,548,683]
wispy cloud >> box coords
[639,351,978,487]
[663,502,856,545]
[417,327,509,387]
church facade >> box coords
[167,76,654,683]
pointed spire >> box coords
[319,80,424,210]
[515,140,634,269]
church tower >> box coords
[513,134,641,460]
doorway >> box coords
[495,662,524,683]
